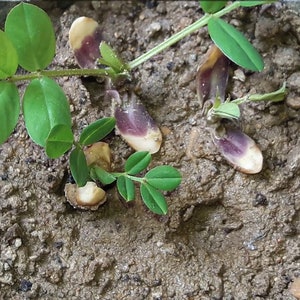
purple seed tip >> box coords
[196,45,229,107]
[114,94,162,153]
[214,127,263,174]
[69,17,102,68]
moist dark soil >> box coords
[0,1,300,299]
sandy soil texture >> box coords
[0,1,299,299]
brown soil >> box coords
[0,1,299,299]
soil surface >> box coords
[0,1,300,299]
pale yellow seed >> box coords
[69,17,99,50]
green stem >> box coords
[111,172,144,183]
[6,1,241,83]
[127,1,240,69]
[127,174,144,183]
[7,67,117,83]
[232,82,287,104]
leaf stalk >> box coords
[4,1,242,83]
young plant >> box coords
[90,151,181,215]
[0,1,280,147]
[66,143,181,214]
[106,90,162,154]
[68,117,116,186]
[196,45,286,173]
[0,1,285,213]
[68,18,162,153]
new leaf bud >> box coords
[196,45,229,107]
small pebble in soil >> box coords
[19,279,33,292]
[253,193,268,207]
[145,0,158,9]
[223,222,243,234]
[290,277,300,299]
[25,157,35,164]
[1,173,8,180]
[274,47,300,70]
[53,241,64,249]
[286,95,300,110]
[287,71,300,90]
[233,69,246,82]
[148,21,161,37]
[166,61,174,71]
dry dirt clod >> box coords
[290,278,300,299]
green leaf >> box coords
[117,175,135,202]
[125,151,151,175]
[23,77,71,147]
[140,183,168,215]
[248,82,287,102]
[70,147,89,187]
[79,117,116,146]
[0,82,20,145]
[99,41,127,72]
[5,3,55,71]
[45,124,73,158]
[91,166,116,185]
[0,30,18,79]
[213,102,240,119]
[232,82,287,105]
[145,166,181,191]
[200,1,227,13]
[239,0,276,7]
[208,17,264,72]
